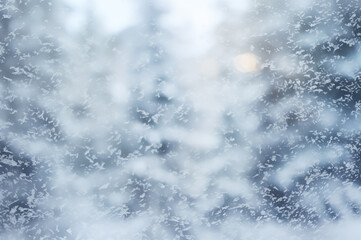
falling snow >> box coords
[2,0,361,239]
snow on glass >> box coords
[1,0,361,239]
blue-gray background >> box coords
[1,0,361,239]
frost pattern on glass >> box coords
[1,0,361,239]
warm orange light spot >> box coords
[234,53,259,73]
